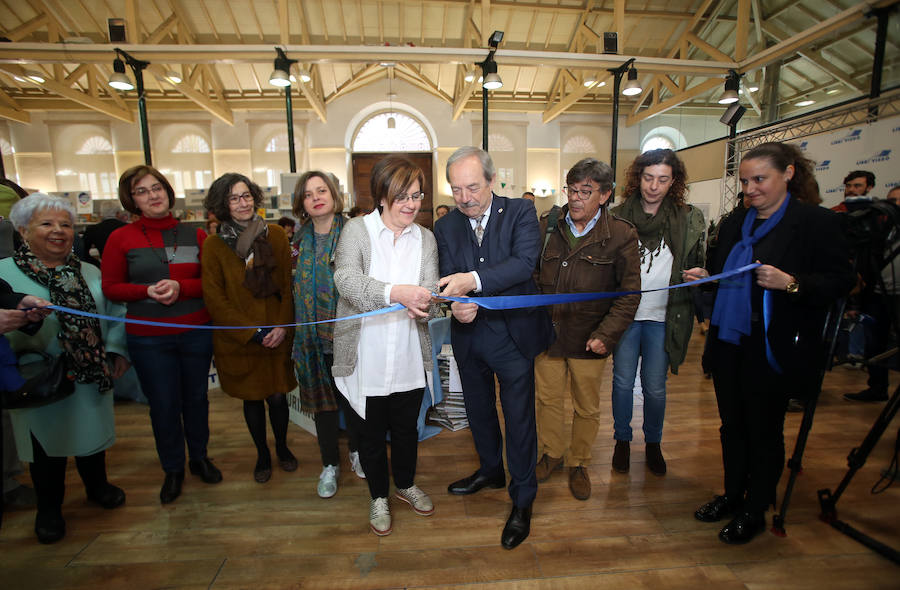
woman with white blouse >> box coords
[331,155,439,536]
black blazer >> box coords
[707,198,855,387]
[433,195,553,364]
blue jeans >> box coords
[127,329,213,473]
[611,321,669,443]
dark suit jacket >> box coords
[433,195,553,365]
[706,198,855,389]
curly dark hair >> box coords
[742,142,821,205]
[620,149,688,207]
[203,173,264,222]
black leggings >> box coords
[242,393,290,465]
[29,434,108,516]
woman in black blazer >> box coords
[696,142,855,544]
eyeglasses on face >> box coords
[393,191,426,204]
[228,192,254,205]
[563,185,597,200]
[132,184,166,197]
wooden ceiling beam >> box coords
[0,104,31,124]
[542,74,610,123]
[147,63,233,125]
[626,77,720,125]
[761,21,862,92]
[277,0,290,45]
[3,13,48,41]
[145,14,178,45]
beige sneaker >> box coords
[369,497,392,536]
[394,484,434,516]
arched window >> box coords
[76,135,114,155]
[640,126,686,153]
[563,135,596,154]
[172,134,211,153]
[265,133,291,152]
[352,112,430,152]
[486,133,514,152]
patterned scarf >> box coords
[219,215,280,299]
[292,216,342,415]
[13,244,112,391]
[617,193,685,273]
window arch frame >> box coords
[350,109,432,153]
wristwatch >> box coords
[786,280,799,294]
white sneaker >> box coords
[394,484,434,516]
[369,497,392,536]
[317,465,339,498]
[349,451,366,479]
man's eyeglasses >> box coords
[393,191,426,204]
[228,192,254,205]
[132,184,165,197]
[563,185,597,200]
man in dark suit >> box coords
[434,146,553,549]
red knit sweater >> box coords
[101,214,210,336]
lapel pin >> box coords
[498,208,503,213]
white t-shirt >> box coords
[634,238,673,322]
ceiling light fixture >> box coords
[583,73,598,87]
[163,70,182,84]
[795,99,815,107]
[621,66,642,96]
[23,70,46,84]
[718,71,740,105]
[108,58,133,90]
[297,67,311,83]
[269,47,296,87]
[482,59,502,90]
[464,68,476,83]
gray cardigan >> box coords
[331,215,440,379]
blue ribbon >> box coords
[40,263,760,331]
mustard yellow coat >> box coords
[201,224,297,399]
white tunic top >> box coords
[335,211,425,418]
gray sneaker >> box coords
[317,465,339,498]
[369,497,392,536]
[394,484,434,516]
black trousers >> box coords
[350,388,423,499]
[314,353,359,467]
[711,325,789,514]
[29,434,108,517]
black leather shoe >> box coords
[447,471,505,495]
[189,457,223,484]
[160,471,184,504]
[86,482,126,509]
[718,511,765,545]
[35,511,65,544]
[501,504,532,550]
[694,494,738,523]
[843,388,889,402]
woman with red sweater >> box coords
[102,165,222,504]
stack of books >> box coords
[427,344,469,431]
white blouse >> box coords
[335,211,426,418]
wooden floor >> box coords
[1,330,898,589]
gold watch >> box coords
[786,280,799,294]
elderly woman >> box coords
[202,173,297,483]
[102,165,220,505]
[292,170,364,499]
[609,149,707,476]
[697,142,854,544]
[0,193,129,544]
[332,155,438,536]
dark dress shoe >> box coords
[255,456,272,483]
[160,471,184,504]
[189,457,223,484]
[501,504,532,550]
[86,482,126,509]
[35,511,66,544]
[447,471,505,495]
[718,511,766,545]
[694,494,738,522]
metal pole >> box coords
[482,83,489,153]
[867,6,892,119]
[610,72,621,186]
[285,86,296,174]
[134,65,152,166]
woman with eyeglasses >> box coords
[608,149,707,476]
[332,155,439,536]
[292,171,364,499]
[102,165,221,505]
[201,173,297,484]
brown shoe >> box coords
[612,440,630,473]
[535,454,564,482]
[568,466,591,500]
[646,443,667,476]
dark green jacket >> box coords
[611,198,706,373]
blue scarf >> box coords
[711,194,791,345]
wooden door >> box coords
[351,152,434,228]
